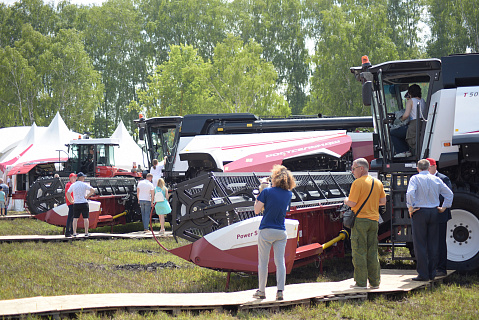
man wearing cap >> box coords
[427,158,453,277]
[406,159,453,281]
[64,173,77,237]
[67,172,95,237]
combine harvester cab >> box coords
[166,171,353,274]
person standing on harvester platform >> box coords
[67,172,95,237]
[253,165,296,301]
[406,159,453,281]
[344,158,386,289]
[426,158,453,277]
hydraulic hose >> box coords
[322,230,349,251]
[149,202,171,252]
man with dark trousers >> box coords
[64,173,77,237]
[426,158,453,277]
[406,159,453,281]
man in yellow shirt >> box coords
[344,158,386,289]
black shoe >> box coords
[412,277,428,281]
[65,234,72,238]
[436,271,447,277]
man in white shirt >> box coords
[137,173,155,232]
[67,172,95,237]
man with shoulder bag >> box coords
[343,158,386,289]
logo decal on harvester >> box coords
[265,140,341,158]
[236,230,258,240]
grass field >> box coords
[1,218,478,319]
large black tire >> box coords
[447,192,479,271]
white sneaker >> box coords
[394,151,412,158]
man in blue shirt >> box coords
[406,159,453,281]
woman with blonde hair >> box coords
[154,178,171,235]
[253,165,296,301]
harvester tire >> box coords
[447,192,479,271]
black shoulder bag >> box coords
[342,179,375,228]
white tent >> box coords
[0,124,48,174]
[0,126,47,162]
[6,113,79,176]
[110,120,146,171]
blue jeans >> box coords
[257,228,288,292]
[390,125,409,154]
[140,200,152,230]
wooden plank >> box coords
[0,214,33,220]
[0,231,173,243]
[0,270,455,318]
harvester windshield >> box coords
[67,140,117,176]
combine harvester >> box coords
[351,53,479,270]
[137,113,374,275]
[26,138,140,229]
[142,53,479,274]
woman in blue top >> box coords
[253,165,296,301]
[155,178,171,235]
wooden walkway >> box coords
[0,214,33,220]
[0,270,453,318]
[0,231,173,243]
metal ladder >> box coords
[390,173,416,260]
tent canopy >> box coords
[5,113,79,176]
[110,121,146,171]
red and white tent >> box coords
[0,124,47,174]
[4,113,79,176]
[0,125,48,165]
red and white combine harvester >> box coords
[136,113,373,274]
[139,53,479,274]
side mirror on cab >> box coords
[362,81,372,106]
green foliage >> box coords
[41,28,103,132]
[387,0,426,59]
[427,0,478,57]
[1,0,474,134]
[129,44,213,117]
[228,0,309,114]
[131,37,289,117]
[305,1,399,116]
[0,23,102,130]
[207,35,290,116]
[82,0,147,137]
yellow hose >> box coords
[322,230,349,250]
[112,211,127,220]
